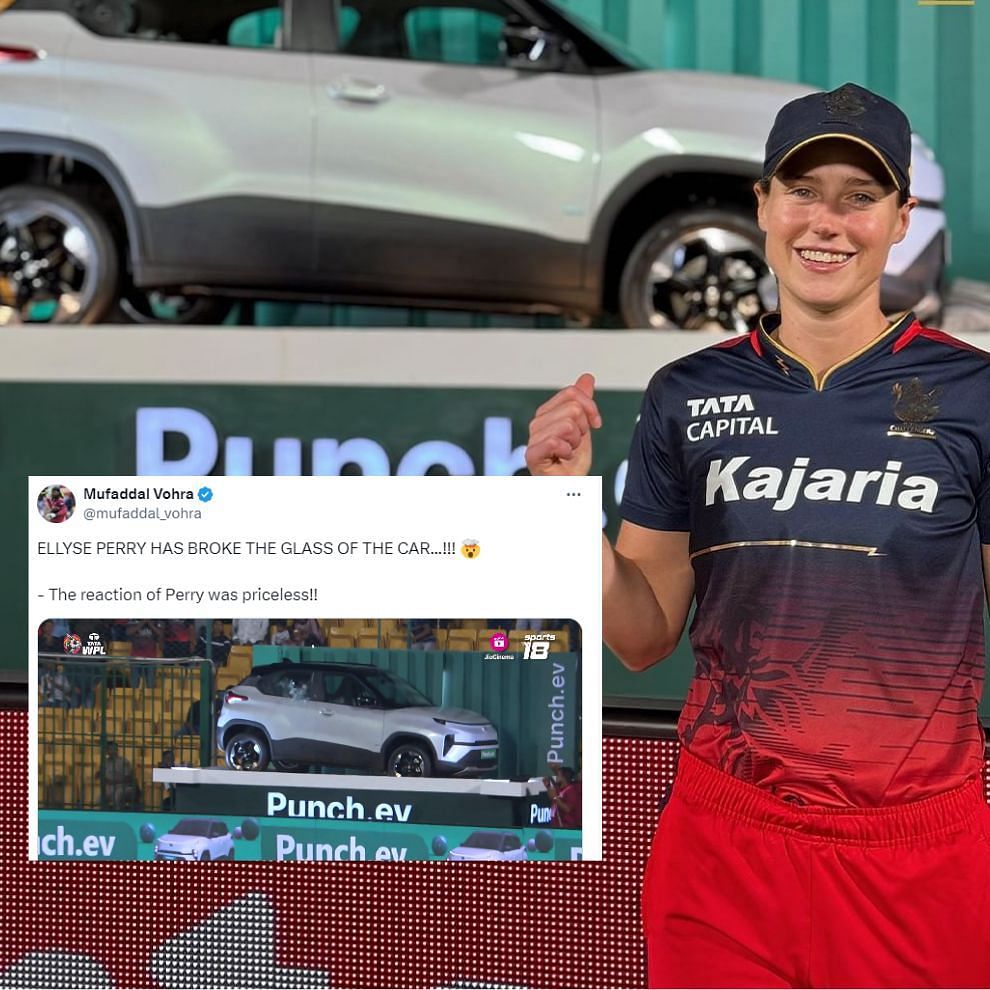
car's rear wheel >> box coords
[618,208,774,332]
[0,184,119,324]
[386,742,433,778]
[224,730,270,772]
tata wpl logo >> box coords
[82,632,106,655]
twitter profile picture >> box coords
[38,484,75,524]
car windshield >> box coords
[362,670,432,708]
[168,819,212,837]
[462,832,504,850]
[542,1,650,70]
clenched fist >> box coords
[525,373,602,477]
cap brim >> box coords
[769,132,903,191]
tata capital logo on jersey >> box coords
[685,394,779,443]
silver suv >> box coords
[0,0,945,329]
[217,661,499,777]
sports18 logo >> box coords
[522,634,553,660]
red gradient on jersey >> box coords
[681,551,986,807]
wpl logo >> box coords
[81,632,105,656]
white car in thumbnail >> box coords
[0,0,945,328]
[153,819,235,862]
[447,830,528,861]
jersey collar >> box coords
[755,311,917,391]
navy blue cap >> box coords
[763,83,912,193]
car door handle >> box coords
[327,77,388,104]
[319,709,335,716]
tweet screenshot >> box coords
[29,476,601,862]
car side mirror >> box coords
[500,18,571,72]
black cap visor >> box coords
[766,129,906,193]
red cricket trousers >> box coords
[643,749,990,988]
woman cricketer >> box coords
[527,83,990,988]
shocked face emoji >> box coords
[461,540,480,559]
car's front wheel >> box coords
[386,742,433,778]
[200,851,211,862]
[0,184,120,325]
[618,208,774,332]
[224,730,271,772]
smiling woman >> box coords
[526,81,990,989]
[755,139,914,341]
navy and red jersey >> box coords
[621,311,990,807]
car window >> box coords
[336,0,511,66]
[323,672,364,706]
[337,5,361,48]
[464,832,503,850]
[227,7,283,49]
[271,671,313,701]
[65,0,285,47]
[169,819,211,837]
[502,834,521,851]
[209,822,228,837]
[403,7,505,66]
[362,670,432,708]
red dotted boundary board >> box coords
[0,713,674,989]
[4,711,988,989]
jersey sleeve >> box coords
[619,371,690,531]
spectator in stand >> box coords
[40,663,76,708]
[97,741,138,810]
[110,620,130,642]
[515,619,546,631]
[292,619,326,647]
[542,765,582,829]
[195,619,232,668]
[269,620,292,646]
[127,619,161,688]
[38,620,60,654]
[409,620,438,650]
[162,619,196,659]
[233,618,269,645]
